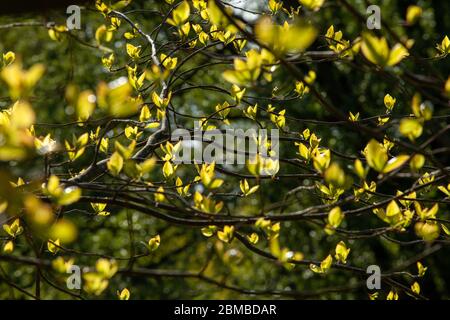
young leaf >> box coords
[217,225,234,243]
[148,235,161,251]
[328,207,344,228]
[117,288,131,300]
[47,239,61,254]
[107,152,124,176]
[365,139,388,172]
[335,241,350,264]
[382,155,409,173]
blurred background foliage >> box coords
[0,0,449,299]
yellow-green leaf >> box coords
[117,288,130,300]
[335,241,350,264]
[399,118,423,141]
[328,207,344,228]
